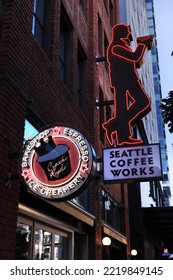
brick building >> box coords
[0,0,130,260]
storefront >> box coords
[16,192,96,260]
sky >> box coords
[24,120,38,139]
[153,0,173,202]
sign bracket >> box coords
[95,99,114,107]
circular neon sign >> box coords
[20,126,97,201]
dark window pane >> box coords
[15,222,31,260]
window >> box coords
[72,187,90,211]
[79,0,85,12]
[104,0,108,13]
[106,105,111,122]
[99,88,105,144]
[152,64,158,76]
[105,105,112,146]
[0,0,4,44]
[146,2,152,10]
[163,174,168,181]
[149,26,154,35]
[98,15,102,55]
[16,215,72,260]
[104,32,109,71]
[148,18,154,28]
[32,0,52,55]
[102,191,125,234]
[149,181,156,201]
[77,42,86,111]
[15,221,32,260]
[109,0,114,26]
[59,6,73,88]
[151,46,156,55]
[34,226,68,260]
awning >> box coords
[143,207,173,252]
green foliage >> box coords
[160,91,173,133]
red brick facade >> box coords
[0,0,130,260]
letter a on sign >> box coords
[102,24,154,147]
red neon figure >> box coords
[102,24,154,146]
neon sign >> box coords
[102,24,154,147]
[20,126,97,201]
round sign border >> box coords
[20,125,97,201]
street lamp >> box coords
[131,249,137,260]
[102,237,111,259]
[102,236,111,246]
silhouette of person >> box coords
[102,24,153,146]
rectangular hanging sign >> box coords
[103,144,162,183]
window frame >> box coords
[104,31,109,71]
[101,191,125,235]
[99,87,105,144]
[77,42,86,112]
[59,6,73,88]
[16,205,74,260]
[98,15,103,55]
[32,0,52,56]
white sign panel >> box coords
[103,144,162,182]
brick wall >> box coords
[0,0,129,259]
